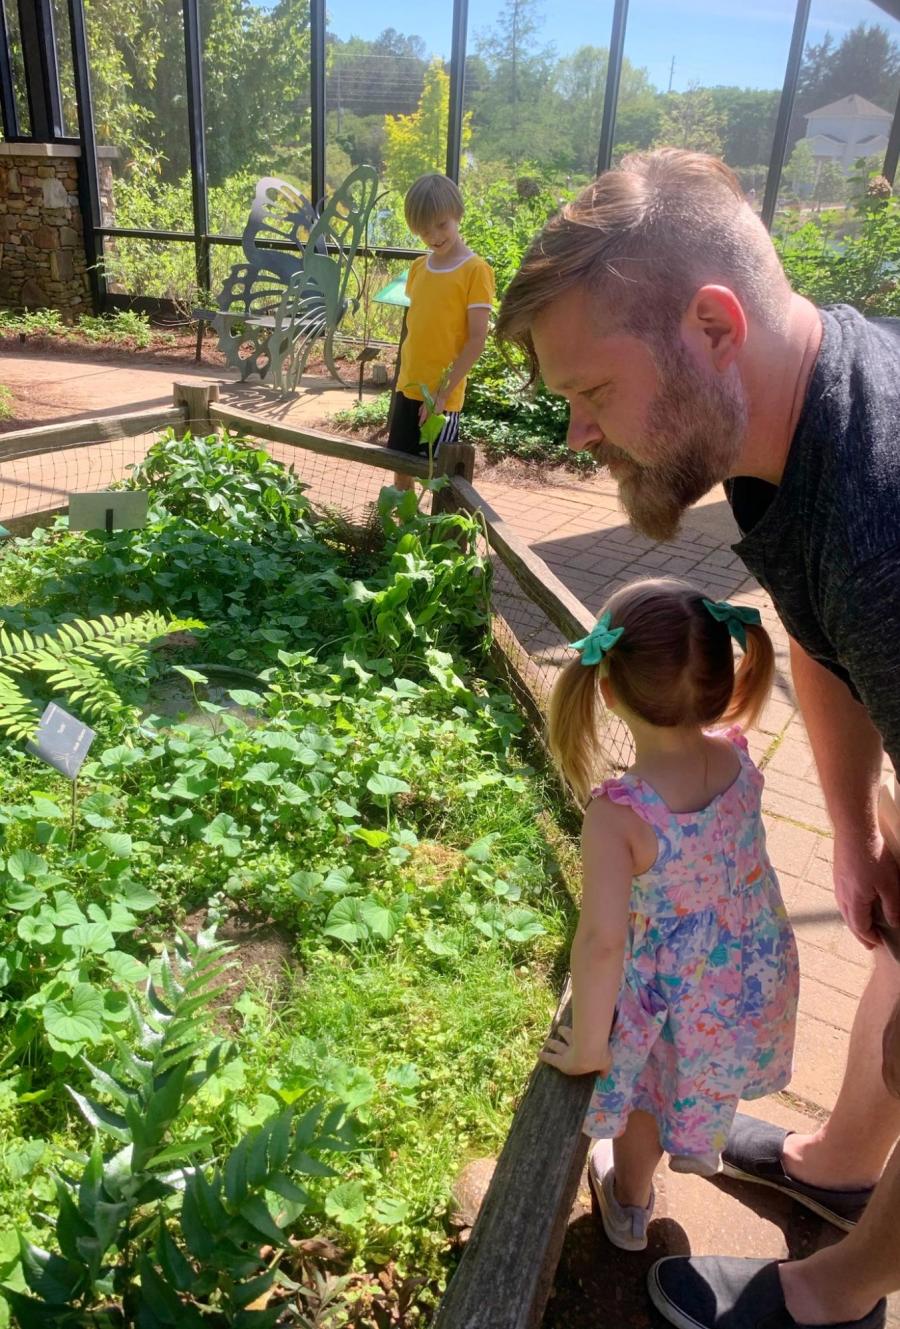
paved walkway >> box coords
[1,351,896,1325]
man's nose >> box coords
[567,401,603,453]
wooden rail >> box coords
[0,405,187,465]
[432,982,593,1329]
[209,401,432,478]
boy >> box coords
[388,174,494,488]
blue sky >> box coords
[321,0,900,92]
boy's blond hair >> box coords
[405,174,464,234]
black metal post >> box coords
[310,0,326,206]
[761,0,811,231]
[445,0,469,182]
[596,0,629,174]
[0,0,20,139]
[67,0,105,311]
[883,82,900,185]
[183,0,211,298]
[17,0,64,138]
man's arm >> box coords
[790,637,900,944]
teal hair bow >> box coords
[569,611,624,666]
[702,598,762,650]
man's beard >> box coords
[592,344,748,542]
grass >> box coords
[0,386,12,422]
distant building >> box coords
[801,94,892,173]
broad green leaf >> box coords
[244,762,279,784]
[6,850,48,881]
[120,881,160,912]
[43,984,105,1045]
[16,914,56,946]
[5,882,43,911]
[366,773,410,799]
[324,1180,366,1226]
[352,827,390,848]
[202,812,244,857]
[172,666,208,686]
[98,832,133,859]
[372,1195,409,1226]
[358,897,402,940]
[228,689,264,707]
[80,793,118,829]
[322,898,367,944]
[63,921,116,954]
[465,833,500,863]
[105,950,149,984]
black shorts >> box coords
[386,392,461,458]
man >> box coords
[496,149,900,1329]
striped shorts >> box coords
[386,392,461,459]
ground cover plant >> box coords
[0,433,573,1326]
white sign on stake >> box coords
[68,490,149,534]
[25,702,96,780]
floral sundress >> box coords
[583,726,799,1165]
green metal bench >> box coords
[195,166,379,391]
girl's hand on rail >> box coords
[539,1024,611,1077]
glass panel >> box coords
[102,236,197,301]
[51,0,79,136]
[778,0,900,215]
[460,2,615,298]
[613,0,799,208]
[465,1,616,184]
[325,4,453,246]
[3,0,30,135]
[84,0,191,241]
[201,0,311,237]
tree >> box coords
[470,0,556,167]
[791,21,900,149]
[709,87,780,168]
[785,139,816,195]
[655,86,724,156]
[383,59,471,195]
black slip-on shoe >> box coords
[647,1256,886,1329]
[721,1113,873,1231]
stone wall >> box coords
[0,143,91,317]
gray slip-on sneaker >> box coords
[647,1256,886,1329]
[721,1113,873,1231]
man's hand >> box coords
[539,1024,610,1077]
[417,401,429,426]
[833,832,900,948]
[883,996,900,1098]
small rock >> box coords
[450,1157,497,1229]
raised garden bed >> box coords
[0,428,581,1327]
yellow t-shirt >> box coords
[399,253,495,414]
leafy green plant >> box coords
[3,929,355,1328]
[0,611,201,741]
[0,387,12,423]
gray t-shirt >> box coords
[726,304,900,767]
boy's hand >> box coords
[539,1025,610,1077]
[433,390,448,417]
[418,401,429,426]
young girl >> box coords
[542,578,799,1251]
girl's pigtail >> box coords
[548,658,604,804]
[721,621,775,731]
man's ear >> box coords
[682,285,748,371]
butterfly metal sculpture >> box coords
[196,166,379,391]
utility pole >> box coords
[667,55,676,93]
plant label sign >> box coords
[69,490,149,533]
[25,702,96,779]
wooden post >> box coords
[432,440,476,516]
[173,380,220,437]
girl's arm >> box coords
[431,307,491,413]
[540,796,635,1076]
